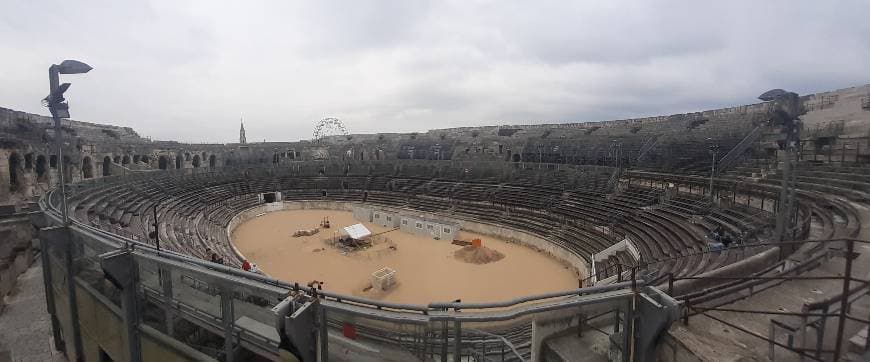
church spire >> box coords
[239,118,247,144]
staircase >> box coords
[636,134,660,164]
[606,168,622,192]
[717,124,766,173]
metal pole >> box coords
[39,235,63,351]
[441,321,448,362]
[122,260,142,362]
[221,289,235,362]
[153,201,160,250]
[775,145,792,241]
[319,306,328,362]
[453,320,461,362]
[160,266,174,336]
[50,66,69,225]
[709,146,717,200]
[62,228,84,360]
[832,240,853,361]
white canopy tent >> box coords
[343,223,372,240]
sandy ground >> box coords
[231,209,580,305]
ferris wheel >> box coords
[312,117,349,142]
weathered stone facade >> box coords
[2,84,870,205]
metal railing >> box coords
[39,178,672,361]
[44,159,865,361]
[717,123,765,172]
[665,239,870,361]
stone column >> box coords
[0,150,11,203]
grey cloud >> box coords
[0,1,868,142]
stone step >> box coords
[542,329,611,362]
[849,326,867,353]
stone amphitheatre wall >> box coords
[799,84,870,138]
[2,84,870,205]
[0,212,37,308]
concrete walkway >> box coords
[674,200,870,361]
[0,259,65,362]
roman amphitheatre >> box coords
[1,84,870,361]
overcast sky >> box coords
[1,1,868,143]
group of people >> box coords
[708,225,737,247]
[206,247,258,273]
[241,259,259,273]
[206,248,225,265]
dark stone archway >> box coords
[35,155,47,182]
[8,153,21,191]
[102,156,112,176]
[82,156,93,179]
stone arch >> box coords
[24,153,33,170]
[82,156,93,179]
[102,156,112,176]
[8,153,21,191]
[113,155,121,164]
[512,153,521,162]
[175,154,183,169]
[158,156,168,170]
[184,152,191,161]
[192,154,201,168]
[209,154,216,167]
[201,152,207,162]
[35,155,47,182]
[122,155,130,165]
[132,155,140,164]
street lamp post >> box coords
[42,59,92,362]
[612,140,621,169]
[44,60,92,224]
[153,201,161,251]
[708,143,720,200]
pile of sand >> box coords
[454,245,505,264]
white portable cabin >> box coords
[353,206,400,228]
[372,209,400,228]
[399,216,459,241]
[354,205,460,240]
[352,206,373,222]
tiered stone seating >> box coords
[452,183,492,202]
[60,161,806,285]
[495,186,560,209]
